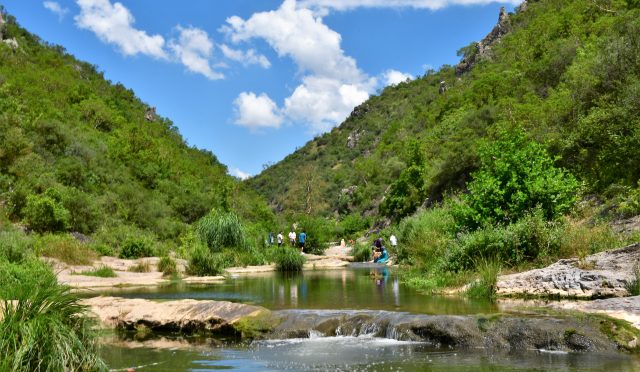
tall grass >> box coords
[196,210,248,252]
[626,264,640,296]
[158,256,178,276]
[465,259,501,299]
[35,234,96,265]
[0,260,106,371]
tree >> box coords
[457,128,580,228]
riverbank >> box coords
[54,249,355,289]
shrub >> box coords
[0,230,33,263]
[158,256,177,276]
[338,214,371,238]
[186,244,219,276]
[195,210,248,252]
[351,244,372,262]
[295,215,333,255]
[22,191,70,233]
[396,206,456,266]
[456,128,580,228]
[444,211,559,272]
[119,236,155,259]
[35,234,96,265]
[275,248,306,272]
[77,265,117,278]
[186,245,238,276]
[0,260,106,371]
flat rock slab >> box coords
[547,296,640,330]
[82,296,265,332]
[497,243,640,298]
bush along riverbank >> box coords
[389,129,640,298]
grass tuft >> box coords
[351,244,372,262]
[76,265,117,278]
[274,248,306,272]
[128,260,151,273]
[625,264,640,296]
[158,256,178,277]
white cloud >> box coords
[43,1,69,20]
[230,167,251,180]
[383,69,413,86]
[220,44,271,68]
[75,0,167,59]
[299,0,522,11]
[284,76,371,132]
[169,26,223,80]
[233,92,283,130]
[224,0,374,133]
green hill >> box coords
[0,8,274,250]
[247,0,640,224]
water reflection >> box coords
[88,267,498,315]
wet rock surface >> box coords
[497,243,640,298]
[85,298,638,353]
[268,309,624,353]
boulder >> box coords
[497,243,640,298]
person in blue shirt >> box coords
[374,246,389,264]
[298,230,307,253]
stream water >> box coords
[96,267,640,371]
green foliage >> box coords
[119,236,156,259]
[274,248,306,272]
[456,129,580,228]
[295,215,333,255]
[0,229,34,263]
[195,210,248,252]
[0,257,106,371]
[158,256,178,277]
[250,1,640,228]
[337,214,370,238]
[351,244,372,262]
[465,259,501,299]
[35,234,96,265]
[22,190,70,233]
[0,11,273,252]
[186,243,220,276]
[76,265,117,278]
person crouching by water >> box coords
[372,238,389,264]
[298,230,307,253]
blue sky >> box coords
[3,0,520,178]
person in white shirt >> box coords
[390,234,397,248]
[277,232,284,248]
[288,231,296,247]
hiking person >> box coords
[268,232,274,246]
[298,230,307,253]
[289,231,296,247]
[277,232,284,248]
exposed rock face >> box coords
[456,7,512,75]
[83,296,266,332]
[612,215,640,235]
[346,130,365,148]
[497,244,640,298]
[144,106,157,121]
[340,185,358,196]
[3,37,18,50]
[547,295,640,330]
